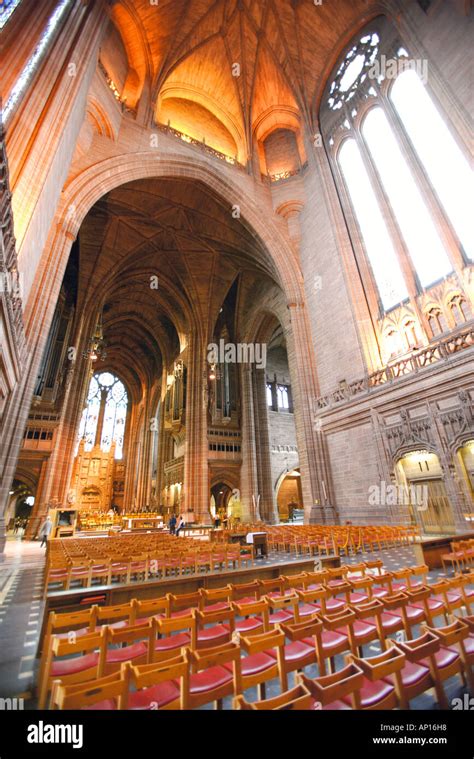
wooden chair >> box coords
[124,654,188,710]
[231,598,270,636]
[405,585,447,626]
[183,642,242,709]
[151,614,197,662]
[167,591,202,618]
[234,683,312,710]
[238,628,287,700]
[295,585,329,620]
[131,596,170,625]
[199,586,232,612]
[419,621,469,707]
[228,580,261,606]
[389,631,441,708]
[103,621,152,674]
[380,592,424,640]
[94,602,134,631]
[38,629,106,709]
[345,648,406,709]
[194,606,235,649]
[299,661,365,710]
[278,618,320,678]
[264,591,299,626]
[50,670,127,710]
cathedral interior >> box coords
[0,0,473,727]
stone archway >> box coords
[2,153,329,534]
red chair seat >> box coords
[154,632,190,652]
[319,630,348,652]
[189,665,232,694]
[446,592,462,604]
[230,617,263,634]
[235,596,259,606]
[327,580,346,588]
[51,653,99,677]
[391,583,408,592]
[106,642,148,664]
[298,603,320,617]
[405,605,425,622]
[351,620,377,641]
[203,602,230,613]
[384,660,430,688]
[465,636,474,655]
[326,598,345,612]
[227,651,275,677]
[349,592,369,604]
[411,598,444,614]
[381,612,403,631]
[197,625,230,646]
[343,676,393,708]
[371,587,388,598]
[170,609,194,619]
[422,646,459,670]
[269,610,293,625]
[267,640,314,664]
[128,680,179,709]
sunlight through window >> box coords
[391,70,474,261]
[363,108,453,288]
[339,139,408,310]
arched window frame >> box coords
[320,17,472,361]
[76,371,129,460]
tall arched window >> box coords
[321,18,472,358]
[76,372,128,459]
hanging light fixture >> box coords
[83,312,107,362]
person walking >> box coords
[38,515,53,547]
[168,514,177,535]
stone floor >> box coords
[0,535,471,710]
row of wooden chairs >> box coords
[46,611,474,710]
[39,565,474,708]
[45,545,255,590]
[441,539,474,575]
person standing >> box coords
[38,515,53,547]
[168,514,177,535]
[175,515,185,536]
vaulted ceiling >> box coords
[105,0,379,155]
[76,177,278,384]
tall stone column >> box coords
[286,302,337,524]
[253,368,278,523]
[239,365,259,522]
[25,456,49,540]
[183,334,209,522]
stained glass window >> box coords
[75,372,128,459]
